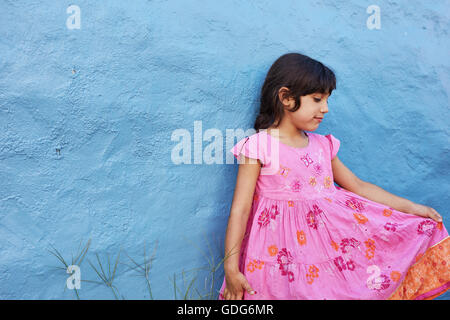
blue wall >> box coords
[0,0,448,299]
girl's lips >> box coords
[314,117,323,122]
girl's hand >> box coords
[223,270,255,300]
[408,203,443,222]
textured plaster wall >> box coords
[0,0,449,299]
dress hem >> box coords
[414,281,450,300]
[387,235,450,300]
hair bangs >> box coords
[307,64,336,96]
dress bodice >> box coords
[230,129,341,201]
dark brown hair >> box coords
[254,52,337,131]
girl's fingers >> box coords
[223,288,245,300]
[242,280,255,295]
[430,208,442,222]
[225,289,236,300]
[232,291,243,300]
[224,289,230,300]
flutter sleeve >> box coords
[230,133,266,165]
[325,134,340,160]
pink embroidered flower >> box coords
[313,163,323,176]
[333,256,356,272]
[277,248,293,275]
[306,212,317,229]
[384,222,399,232]
[257,205,280,227]
[257,208,271,227]
[312,204,323,215]
[306,204,324,230]
[374,274,391,291]
[269,205,280,219]
[287,271,295,282]
[290,179,303,192]
[417,220,436,237]
[346,260,355,271]
[345,197,365,212]
[333,256,345,271]
[340,238,361,254]
[366,265,392,291]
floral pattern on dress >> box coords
[354,213,368,224]
[388,237,450,299]
[312,163,323,176]
[324,176,332,188]
[290,179,303,192]
[382,208,393,217]
[218,131,450,301]
[366,265,390,291]
[364,238,376,260]
[277,248,295,282]
[278,165,290,177]
[384,222,400,232]
[345,197,365,212]
[297,230,306,246]
[331,240,339,251]
[340,237,361,254]
[257,205,280,227]
[257,208,271,227]
[306,265,319,284]
[300,153,314,167]
[333,256,356,272]
[390,271,402,282]
[268,245,278,256]
[306,204,323,229]
[417,220,436,237]
[247,259,264,273]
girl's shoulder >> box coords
[309,132,339,144]
[229,129,269,165]
[319,132,341,160]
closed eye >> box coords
[314,97,329,103]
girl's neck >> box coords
[267,124,307,141]
[266,125,309,148]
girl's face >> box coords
[281,90,330,131]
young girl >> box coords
[217,53,449,300]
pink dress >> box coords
[218,129,450,300]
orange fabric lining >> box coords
[388,236,450,300]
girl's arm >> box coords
[331,156,443,222]
[223,155,262,275]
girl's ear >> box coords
[278,87,293,106]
